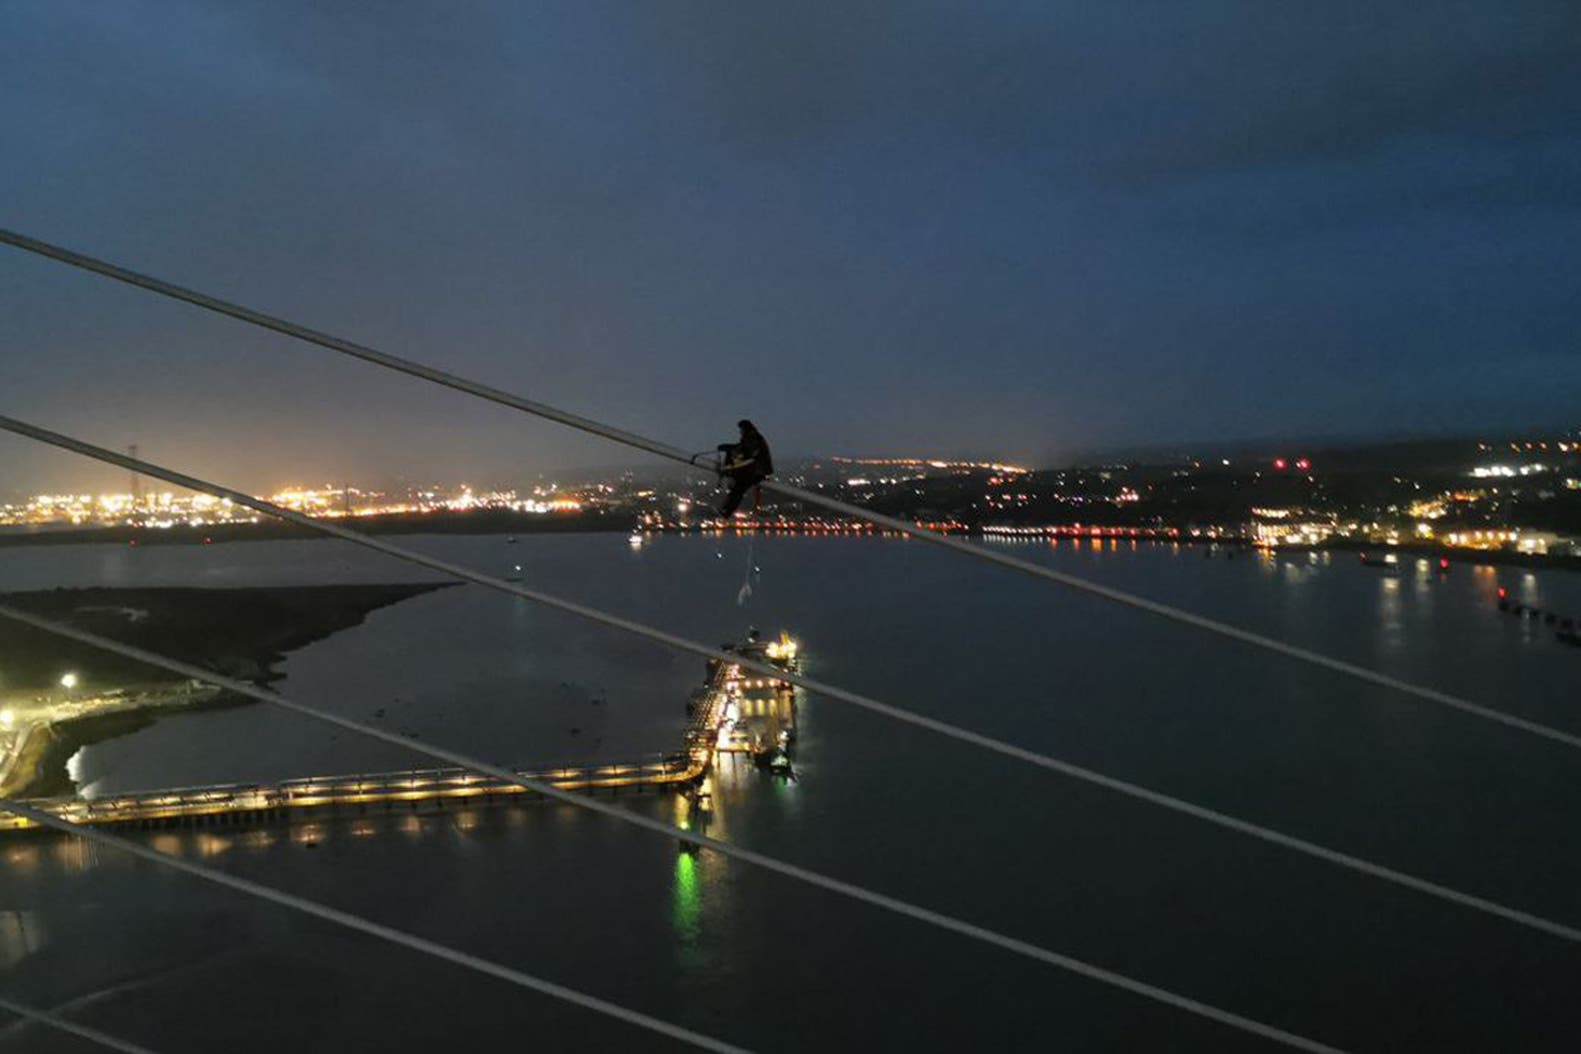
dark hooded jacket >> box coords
[720,423,773,480]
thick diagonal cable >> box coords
[2,419,1578,954]
[0,800,745,1054]
[1,228,1574,754]
[0,610,1344,1054]
[0,995,160,1054]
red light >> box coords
[1295,457,1311,471]
[1498,587,1508,599]
[1439,558,1449,570]
[1273,458,1288,470]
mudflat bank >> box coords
[0,583,454,688]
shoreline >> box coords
[1,514,1577,574]
[0,509,630,549]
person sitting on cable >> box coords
[716,419,773,516]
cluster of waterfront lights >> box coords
[1444,529,1526,550]
[0,483,592,531]
[975,517,1567,556]
[265,486,584,518]
[1471,464,1553,479]
[0,492,257,529]
[981,524,1182,538]
[647,515,953,535]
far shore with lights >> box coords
[0,504,1576,573]
[2,434,1576,570]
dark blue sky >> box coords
[2,2,1577,491]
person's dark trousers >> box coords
[719,474,761,515]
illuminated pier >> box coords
[0,632,797,836]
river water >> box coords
[2,533,1579,1052]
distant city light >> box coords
[0,481,599,532]
[1471,464,1547,478]
[830,456,1030,474]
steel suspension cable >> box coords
[0,227,1574,754]
[2,418,1577,952]
[0,801,747,1054]
[0,995,160,1054]
[0,609,1350,1054]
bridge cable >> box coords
[1,419,1578,954]
[0,616,1351,1054]
[0,228,1574,755]
[0,994,161,1054]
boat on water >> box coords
[749,731,779,769]
[750,728,795,773]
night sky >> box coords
[2,3,1577,492]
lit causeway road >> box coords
[0,682,219,798]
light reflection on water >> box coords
[2,534,1580,1051]
[3,844,39,877]
[1378,575,1405,653]
[672,852,701,947]
[0,910,45,970]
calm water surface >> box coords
[2,534,1580,1052]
